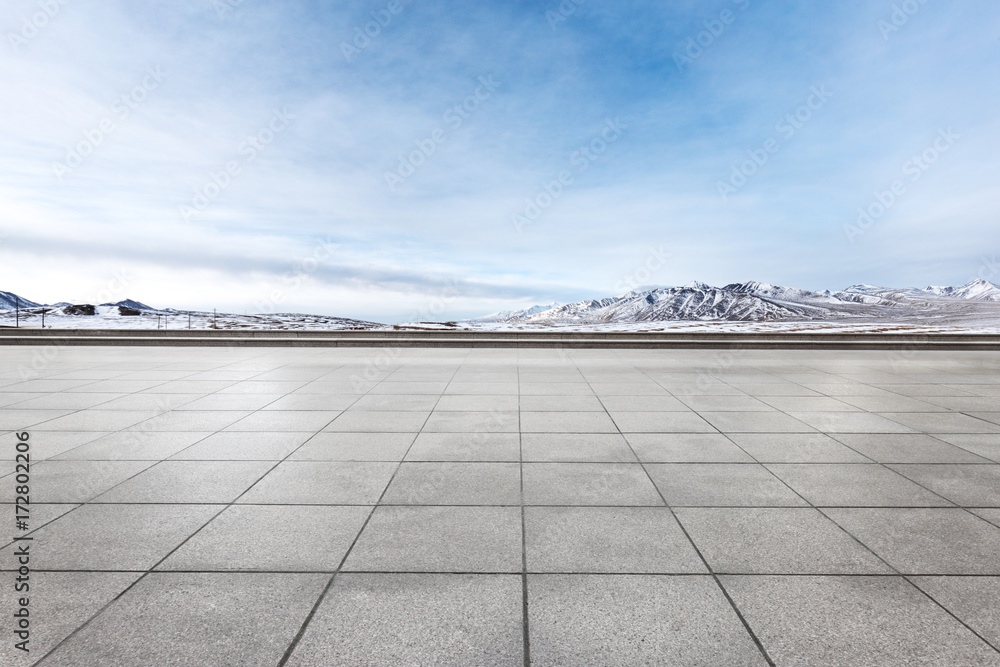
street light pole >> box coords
[15,295,19,328]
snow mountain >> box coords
[922,279,1000,302]
[0,291,41,310]
[473,280,1000,324]
[99,298,155,310]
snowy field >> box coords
[0,306,380,331]
[2,307,999,334]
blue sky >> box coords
[1,0,998,322]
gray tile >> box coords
[434,394,519,411]
[52,431,212,461]
[369,381,448,394]
[767,464,952,507]
[0,460,154,503]
[523,463,664,506]
[4,379,96,392]
[676,508,890,574]
[30,409,160,432]
[0,430,110,460]
[701,411,816,433]
[933,433,1000,462]
[217,380,308,394]
[223,410,340,432]
[343,506,522,572]
[11,392,124,410]
[911,576,1000,648]
[591,382,669,396]
[422,410,519,433]
[159,505,371,571]
[525,507,706,573]
[286,574,523,666]
[137,380,236,394]
[826,508,1000,574]
[290,432,415,461]
[519,382,593,396]
[728,433,870,463]
[626,433,753,463]
[92,393,203,411]
[523,433,638,462]
[758,395,860,412]
[521,411,619,433]
[173,393,284,411]
[261,393,358,410]
[349,394,440,411]
[971,508,1000,527]
[237,461,397,504]
[610,411,716,433]
[445,381,519,395]
[405,432,520,461]
[0,504,220,569]
[127,410,252,432]
[969,411,1000,426]
[679,395,775,412]
[788,411,916,433]
[169,431,311,460]
[880,412,1000,433]
[597,394,690,411]
[801,383,893,397]
[70,380,170,394]
[721,575,1000,666]
[888,464,1000,506]
[836,395,947,412]
[42,573,328,667]
[324,410,429,432]
[528,574,766,666]
[94,461,273,503]
[834,433,991,463]
[0,503,79,543]
[0,572,142,667]
[647,464,807,507]
[519,395,607,411]
[382,462,521,505]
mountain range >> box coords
[4,280,1000,328]
[472,279,1000,324]
[0,293,153,313]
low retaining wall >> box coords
[1,329,999,349]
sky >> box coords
[1,0,998,323]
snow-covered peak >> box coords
[0,291,42,310]
[923,279,1000,301]
[100,298,155,310]
[470,302,561,323]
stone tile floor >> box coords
[1,346,999,665]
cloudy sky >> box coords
[1,0,998,323]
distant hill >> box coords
[0,291,41,310]
[471,279,1000,324]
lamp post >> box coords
[41,308,49,329]
[15,295,19,328]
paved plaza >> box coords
[2,344,1000,665]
